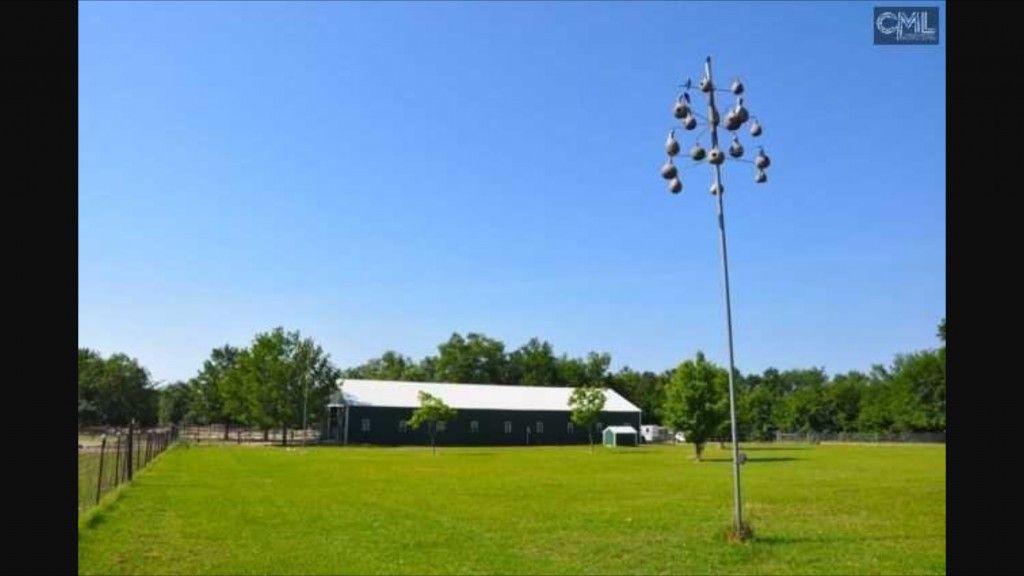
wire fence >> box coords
[178,424,321,444]
[774,431,945,444]
[78,424,179,514]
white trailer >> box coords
[640,425,671,443]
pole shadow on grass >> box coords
[702,456,801,463]
[756,535,834,545]
[757,533,923,545]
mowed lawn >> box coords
[78,443,944,575]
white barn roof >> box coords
[604,425,638,434]
[332,379,640,413]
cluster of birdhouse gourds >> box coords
[661,74,770,194]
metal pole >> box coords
[704,55,744,534]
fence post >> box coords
[119,433,125,482]
[95,435,107,505]
[113,435,121,486]
[126,421,134,480]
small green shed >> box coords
[603,425,638,447]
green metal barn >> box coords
[324,379,642,446]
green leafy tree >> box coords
[232,338,283,440]
[558,352,612,388]
[739,383,778,441]
[568,385,606,452]
[759,367,786,397]
[407,391,457,455]
[508,338,560,386]
[857,381,895,432]
[220,347,259,435]
[78,348,107,428]
[344,351,420,381]
[189,345,241,439]
[610,367,667,425]
[435,332,509,384]
[292,336,342,433]
[158,381,192,426]
[77,349,158,427]
[888,351,946,431]
[412,356,439,382]
[829,372,868,432]
[778,383,835,433]
[660,352,729,460]
[231,328,339,445]
[557,357,586,387]
[779,368,829,395]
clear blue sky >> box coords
[79,1,945,385]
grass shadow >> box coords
[702,456,801,463]
[758,533,920,545]
[756,535,833,545]
[83,509,109,530]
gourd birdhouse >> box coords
[708,147,725,165]
[660,160,678,180]
[665,130,680,156]
[755,148,771,169]
[673,97,690,119]
[690,144,706,161]
[733,98,749,124]
[669,177,682,194]
[724,112,741,132]
[731,78,744,95]
[729,137,744,158]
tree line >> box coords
[79,328,340,445]
[79,319,945,445]
[338,321,946,441]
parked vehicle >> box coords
[640,425,671,443]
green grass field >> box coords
[78,450,102,512]
[78,443,944,575]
